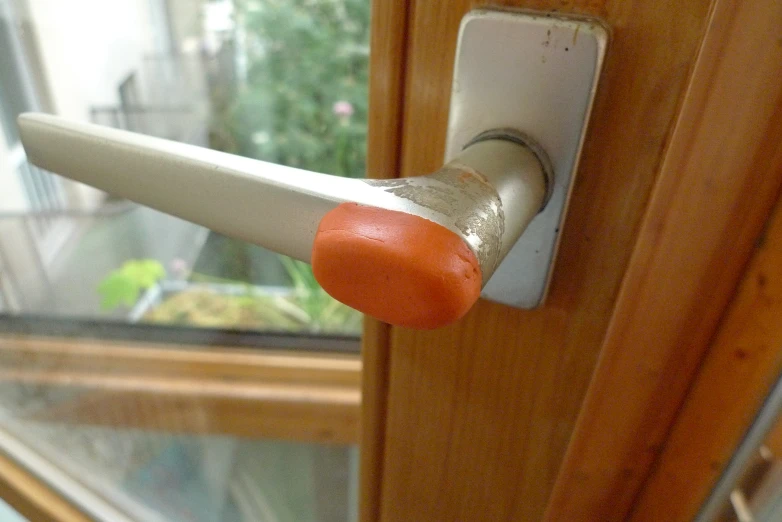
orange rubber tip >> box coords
[312,203,482,329]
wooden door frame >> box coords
[361,0,782,521]
[359,0,409,519]
[545,0,782,519]
[630,166,782,521]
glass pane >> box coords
[0,0,370,337]
[0,332,361,520]
[0,423,356,522]
[0,0,368,520]
[0,3,34,145]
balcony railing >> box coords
[89,105,205,145]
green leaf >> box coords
[120,259,166,288]
[97,272,140,311]
[97,259,166,311]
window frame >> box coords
[0,331,361,520]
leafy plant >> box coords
[99,256,361,334]
[98,259,166,310]
[99,0,371,332]
[278,255,362,332]
[210,0,370,177]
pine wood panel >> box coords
[370,1,714,521]
[628,195,782,522]
[624,15,782,512]
[765,414,782,458]
[360,0,411,518]
[548,0,782,518]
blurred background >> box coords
[0,1,369,520]
[0,0,369,336]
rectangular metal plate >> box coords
[446,9,608,308]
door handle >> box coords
[17,9,607,329]
[18,115,549,328]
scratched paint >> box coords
[365,166,505,276]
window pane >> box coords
[0,0,370,338]
[0,0,368,520]
[0,4,34,144]
[0,423,356,522]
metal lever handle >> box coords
[18,113,550,329]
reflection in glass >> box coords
[0,0,369,336]
[1,422,355,522]
[0,1,367,520]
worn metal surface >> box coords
[447,9,609,307]
[367,169,505,273]
[367,137,545,279]
[18,114,544,283]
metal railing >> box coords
[89,54,212,145]
[89,105,204,145]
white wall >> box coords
[25,0,164,208]
[26,0,159,120]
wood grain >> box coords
[375,1,713,521]
[360,0,410,519]
[0,335,361,444]
[360,318,391,520]
[547,0,782,519]
[765,413,782,458]
[626,43,782,520]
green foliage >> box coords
[211,0,370,177]
[100,1,372,331]
[198,0,370,332]
[98,259,166,310]
[279,255,362,332]
[100,256,361,334]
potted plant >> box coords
[98,257,361,334]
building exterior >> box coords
[0,0,216,310]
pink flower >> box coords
[169,258,189,278]
[332,100,354,118]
